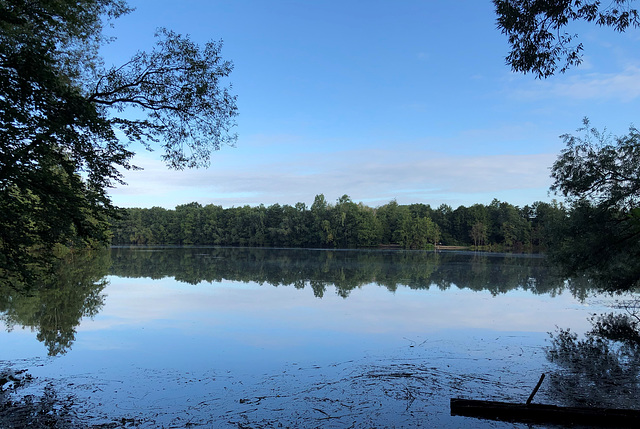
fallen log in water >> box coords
[450,398,640,427]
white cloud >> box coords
[109,148,556,209]
[511,66,640,102]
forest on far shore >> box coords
[110,194,566,251]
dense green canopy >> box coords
[0,0,237,286]
[547,121,640,289]
[495,1,640,290]
[109,196,563,253]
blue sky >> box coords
[104,0,640,209]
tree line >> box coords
[3,0,640,294]
[110,195,566,251]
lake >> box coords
[0,247,632,427]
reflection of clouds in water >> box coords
[79,276,595,341]
[6,250,621,428]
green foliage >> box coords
[1,1,128,283]
[0,0,237,286]
[470,221,488,247]
[547,201,640,291]
[397,209,439,249]
[495,0,640,290]
[548,120,640,291]
[527,200,567,248]
[90,28,237,169]
[110,194,565,251]
[552,118,640,211]
[494,0,640,78]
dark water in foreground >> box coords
[0,247,634,427]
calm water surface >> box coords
[0,247,628,427]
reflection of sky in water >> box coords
[42,276,594,370]
[0,269,624,428]
[89,275,594,333]
[4,275,601,364]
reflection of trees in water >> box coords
[546,299,640,409]
[109,246,581,298]
[0,249,111,356]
